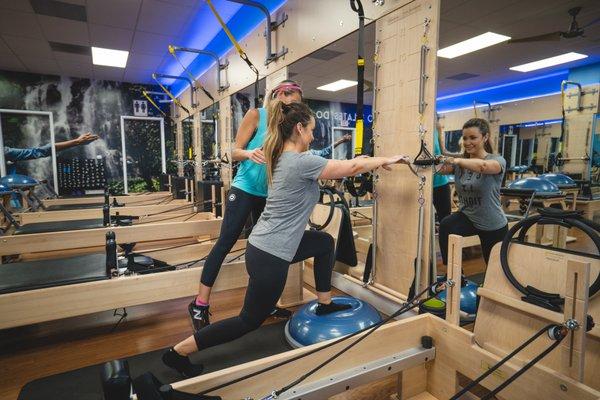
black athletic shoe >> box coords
[315,301,353,316]
[188,301,211,331]
[270,306,292,319]
[162,348,204,378]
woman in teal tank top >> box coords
[187,80,304,331]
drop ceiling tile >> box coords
[0,52,25,70]
[58,61,93,79]
[2,35,53,58]
[37,15,90,46]
[0,0,34,12]
[0,37,13,54]
[93,65,125,82]
[123,67,155,84]
[137,0,192,36]
[86,0,142,29]
[54,52,92,65]
[61,0,86,5]
[126,52,164,70]
[89,24,134,50]
[159,0,199,7]
[20,57,61,75]
[131,31,175,56]
[0,10,45,39]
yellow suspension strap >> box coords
[206,0,260,106]
[350,0,365,156]
[151,73,191,116]
[141,90,171,121]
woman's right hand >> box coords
[382,155,410,170]
[246,148,266,164]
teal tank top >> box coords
[433,128,449,188]
[232,108,268,197]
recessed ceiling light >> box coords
[91,47,129,68]
[437,32,511,59]
[317,79,358,92]
[509,52,588,72]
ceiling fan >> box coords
[508,6,599,44]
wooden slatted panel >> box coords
[372,1,439,297]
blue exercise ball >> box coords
[285,296,382,348]
[0,174,39,189]
[540,173,576,188]
[436,279,479,315]
[0,183,11,196]
[507,177,560,194]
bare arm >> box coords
[55,132,98,152]
[319,155,409,180]
[232,109,265,163]
[444,156,502,175]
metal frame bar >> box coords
[152,73,196,110]
[259,346,435,399]
[225,0,288,65]
[170,45,230,92]
[120,116,165,195]
[0,109,58,194]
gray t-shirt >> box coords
[454,154,507,230]
[249,151,328,261]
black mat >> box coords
[45,203,102,211]
[0,253,108,294]
[18,321,292,400]
[15,219,104,235]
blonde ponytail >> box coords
[264,100,286,184]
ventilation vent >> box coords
[446,72,479,81]
[30,0,87,22]
[49,41,91,55]
[308,48,344,61]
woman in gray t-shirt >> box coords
[161,100,409,377]
[438,118,508,267]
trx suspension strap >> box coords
[206,0,261,106]
[350,0,365,155]
[152,73,191,115]
[141,90,172,122]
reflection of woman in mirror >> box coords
[186,80,304,332]
[437,118,507,269]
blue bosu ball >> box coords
[285,296,382,348]
[540,173,577,188]
[0,183,12,196]
[436,279,479,315]
[507,177,560,194]
[0,174,39,189]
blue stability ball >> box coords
[507,177,560,194]
[285,296,382,348]
[540,173,577,188]
[437,279,479,315]
[0,174,39,189]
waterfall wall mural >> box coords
[0,70,174,194]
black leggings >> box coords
[200,186,265,287]
[194,230,335,350]
[439,212,507,266]
[433,183,452,222]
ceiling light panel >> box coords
[509,52,588,72]
[438,32,511,59]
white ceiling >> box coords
[0,0,598,95]
[291,0,600,104]
[0,0,202,83]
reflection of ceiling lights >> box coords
[509,52,588,72]
[317,79,358,92]
[91,47,129,68]
[437,32,511,59]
